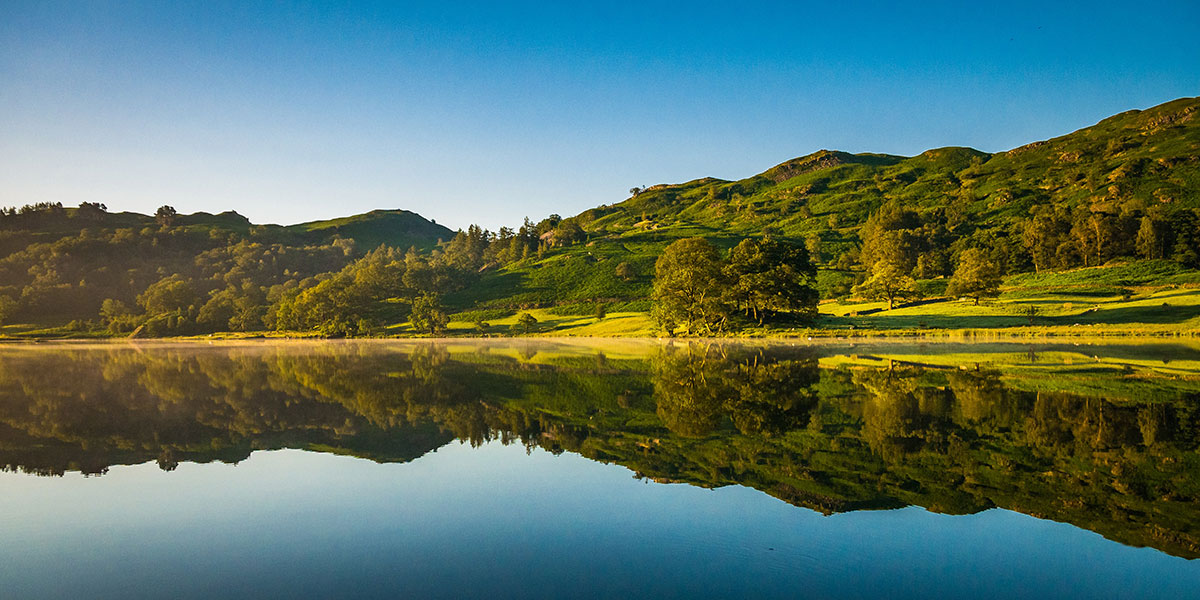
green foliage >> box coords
[615,261,635,281]
[854,252,918,309]
[514,312,538,334]
[946,247,1002,304]
[0,204,451,335]
[0,294,16,325]
[4,97,1200,336]
[411,292,449,335]
[723,238,818,323]
[271,246,413,336]
[652,238,730,335]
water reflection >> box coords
[0,340,1197,558]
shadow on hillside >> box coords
[826,300,1200,330]
[1057,303,1200,326]
[449,271,525,307]
[827,314,1035,330]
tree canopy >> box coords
[946,247,1002,305]
[652,236,819,334]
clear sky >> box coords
[2,1,1198,231]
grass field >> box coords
[4,261,1199,341]
[814,263,1200,337]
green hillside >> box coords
[2,96,1199,338]
[445,96,1200,322]
[0,206,451,330]
[584,96,1198,239]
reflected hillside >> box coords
[0,340,1198,558]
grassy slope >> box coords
[5,98,1200,339]
[451,96,1200,319]
[288,208,454,250]
[433,96,1200,335]
[818,260,1200,335]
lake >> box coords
[1,339,1198,599]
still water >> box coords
[0,339,1197,599]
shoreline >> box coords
[3,329,1198,345]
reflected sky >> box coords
[2,442,1196,600]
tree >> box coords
[1022,304,1039,325]
[1068,208,1120,267]
[410,292,448,334]
[514,312,538,334]
[854,253,918,310]
[76,202,108,221]
[0,295,17,325]
[854,226,920,310]
[1164,210,1200,267]
[138,275,199,315]
[858,204,923,271]
[552,219,585,246]
[155,205,178,227]
[805,235,822,264]
[402,247,434,292]
[723,238,818,323]
[615,261,635,281]
[946,247,1002,305]
[1022,209,1070,273]
[651,237,730,335]
[594,303,607,320]
[197,288,237,330]
[1136,216,1168,260]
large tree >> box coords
[652,237,730,335]
[854,256,917,310]
[854,231,919,310]
[410,292,448,334]
[946,247,1002,305]
[724,238,818,323]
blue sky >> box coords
[2,1,1198,230]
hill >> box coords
[2,96,1199,338]
[0,205,451,328]
[445,96,1200,320]
[288,209,454,250]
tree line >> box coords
[846,201,1200,308]
[0,202,598,336]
